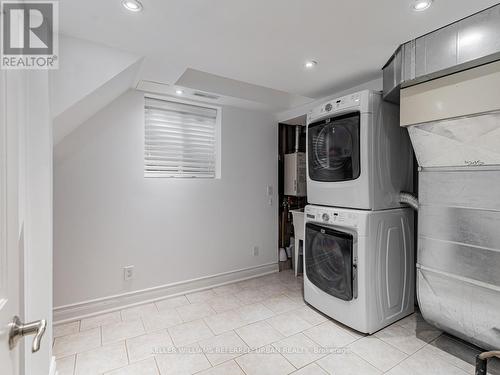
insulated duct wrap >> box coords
[401,61,500,350]
[417,169,500,350]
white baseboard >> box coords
[54,262,278,324]
[49,356,57,375]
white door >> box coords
[0,68,53,375]
[0,69,22,375]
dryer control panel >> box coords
[307,90,374,123]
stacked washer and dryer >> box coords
[303,90,415,333]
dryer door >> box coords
[305,223,355,301]
[308,112,360,182]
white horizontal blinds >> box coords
[145,98,218,178]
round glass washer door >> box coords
[305,223,354,301]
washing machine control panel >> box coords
[305,206,359,228]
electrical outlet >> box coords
[266,185,273,196]
[123,266,134,281]
[253,246,259,256]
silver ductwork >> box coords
[399,60,500,350]
[383,4,500,103]
[417,168,500,350]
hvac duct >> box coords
[383,4,500,103]
[399,192,418,211]
[400,61,500,350]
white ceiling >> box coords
[60,0,499,100]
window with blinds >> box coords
[144,97,220,178]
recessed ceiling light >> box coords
[304,60,318,69]
[175,89,184,95]
[412,0,433,11]
[122,0,143,12]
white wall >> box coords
[54,90,278,308]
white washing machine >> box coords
[303,205,414,334]
[306,90,413,210]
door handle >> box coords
[9,315,47,353]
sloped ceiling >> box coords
[51,35,143,144]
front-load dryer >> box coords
[306,90,413,210]
[303,205,414,334]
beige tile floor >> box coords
[53,270,500,375]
